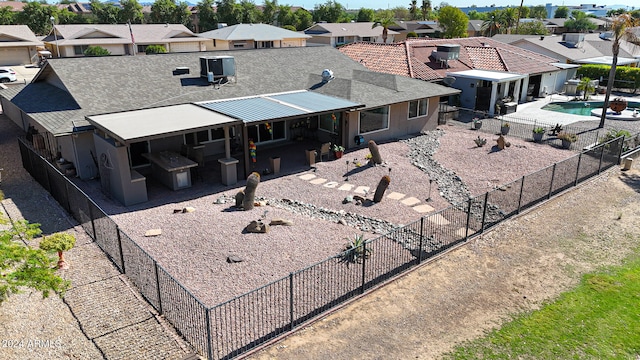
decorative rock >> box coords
[144,229,162,237]
[338,219,347,226]
[173,209,182,214]
[182,207,195,213]
[270,218,293,226]
[245,220,270,233]
[227,255,243,263]
[214,197,226,204]
[343,195,354,204]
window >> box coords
[319,113,339,134]
[187,127,233,145]
[359,106,389,134]
[336,36,345,44]
[362,37,372,42]
[408,99,429,119]
[260,41,273,48]
[247,121,286,143]
[74,45,89,55]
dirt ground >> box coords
[246,162,640,360]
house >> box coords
[467,20,484,37]
[304,22,400,46]
[493,33,640,67]
[42,24,208,57]
[0,25,44,66]
[340,37,577,115]
[0,46,458,206]
[389,21,442,41]
[198,23,311,51]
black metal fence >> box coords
[17,135,624,359]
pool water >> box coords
[542,101,640,116]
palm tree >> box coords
[372,12,397,43]
[577,77,595,100]
[420,0,431,20]
[409,0,419,20]
[599,14,640,128]
[499,7,518,34]
[481,11,501,36]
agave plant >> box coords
[339,234,372,265]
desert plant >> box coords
[145,44,167,54]
[472,117,483,129]
[500,122,510,135]
[557,132,578,143]
[576,77,595,100]
[533,126,545,134]
[474,136,487,147]
[332,144,345,152]
[368,140,383,165]
[242,172,261,211]
[373,175,391,203]
[340,234,371,265]
[39,232,76,270]
[550,123,564,135]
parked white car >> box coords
[0,67,17,83]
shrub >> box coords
[533,126,545,134]
[406,31,418,38]
[84,46,110,56]
[282,25,296,31]
[557,132,577,143]
[340,234,371,265]
[145,45,167,54]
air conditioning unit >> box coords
[200,56,235,80]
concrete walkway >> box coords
[0,114,196,359]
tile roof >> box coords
[0,46,458,135]
[340,37,561,81]
[198,23,310,41]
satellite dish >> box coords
[442,76,456,86]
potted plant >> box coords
[472,117,483,130]
[500,121,510,135]
[332,144,345,159]
[532,126,545,143]
[39,232,76,270]
[557,132,577,149]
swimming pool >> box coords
[542,101,640,116]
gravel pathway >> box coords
[0,114,193,360]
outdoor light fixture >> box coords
[50,16,60,58]
[345,160,350,181]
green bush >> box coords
[577,64,640,90]
[145,45,167,54]
[407,31,418,38]
[83,46,110,57]
[282,25,296,31]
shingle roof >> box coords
[198,23,310,41]
[304,22,400,37]
[1,46,458,135]
[43,24,205,46]
[0,25,43,47]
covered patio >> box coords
[86,91,363,206]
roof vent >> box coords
[200,56,236,82]
[432,44,460,68]
[321,69,334,83]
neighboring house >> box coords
[493,33,639,66]
[198,23,311,51]
[542,17,606,34]
[390,21,442,41]
[304,22,400,46]
[57,2,92,15]
[0,25,44,66]
[0,46,458,206]
[42,24,208,57]
[0,1,26,12]
[467,20,484,37]
[340,37,576,115]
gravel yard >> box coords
[81,125,575,307]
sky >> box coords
[284,0,632,10]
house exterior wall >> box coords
[167,41,202,53]
[93,133,147,206]
[344,99,438,148]
[455,77,478,109]
[58,44,128,57]
[540,71,559,96]
[0,46,37,66]
[0,97,25,130]
[72,132,98,180]
[281,38,306,47]
[307,37,331,46]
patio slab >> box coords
[387,192,406,200]
[401,197,421,206]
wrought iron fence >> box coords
[16,135,624,359]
